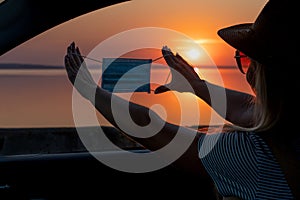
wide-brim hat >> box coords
[217,0,292,65]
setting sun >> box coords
[187,48,201,61]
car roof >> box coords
[0,0,130,56]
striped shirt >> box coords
[198,131,294,199]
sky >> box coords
[0,0,267,66]
[0,0,267,128]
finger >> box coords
[69,42,82,67]
[163,46,194,73]
[76,47,84,63]
[67,42,75,56]
[65,55,78,77]
[64,55,73,73]
[164,50,185,73]
[72,46,83,66]
[154,85,171,94]
[162,46,187,71]
[67,50,82,74]
[175,53,199,78]
[68,52,80,73]
[162,46,174,61]
[161,47,182,71]
[72,43,92,80]
[66,43,92,85]
[164,52,201,82]
[64,55,76,84]
[66,54,94,86]
[162,46,172,55]
[175,53,193,68]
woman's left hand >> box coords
[64,42,98,100]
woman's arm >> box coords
[155,46,255,127]
[64,42,207,174]
[191,80,254,127]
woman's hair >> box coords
[250,60,282,131]
[229,60,283,132]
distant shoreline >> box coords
[0,63,237,70]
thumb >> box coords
[154,85,171,94]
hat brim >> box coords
[217,23,267,64]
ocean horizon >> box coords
[0,63,253,128]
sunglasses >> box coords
[234,50,251,74]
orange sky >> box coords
[0,0,266,128]
[0,0,267,67]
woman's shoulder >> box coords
[197,125,259,153]
[197,124,256,139]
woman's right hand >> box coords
[154,46,204,94]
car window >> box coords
[0,0,260,156]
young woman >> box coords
[64,0,298,199]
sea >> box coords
[0,63,253,128]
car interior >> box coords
[0,0,217,199]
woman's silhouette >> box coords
[64,0,299,199]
